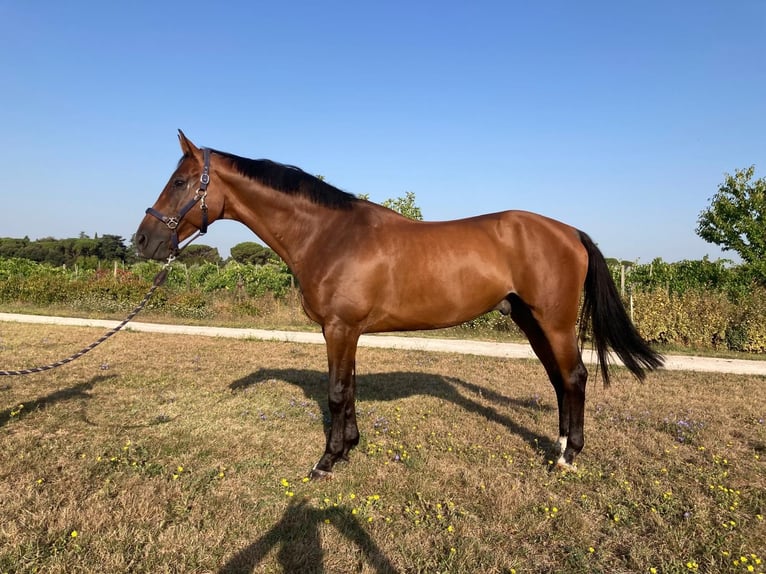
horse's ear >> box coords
[177,130,200,156]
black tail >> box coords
[578,231,664,385]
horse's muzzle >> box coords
[134,220,172,261]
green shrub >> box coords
[632,290,678,344]
[166,291,211,320]
[460,311,520,335]
[200,261,293,298]
[727,285,766,352]
[632,287,764,352]
[672,290,731,348]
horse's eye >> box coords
[173,178,186,188]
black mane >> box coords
[211,149,358,209]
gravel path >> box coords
[2,312,765,376]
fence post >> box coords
[620,265,626,298]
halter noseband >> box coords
[146,147,211,255]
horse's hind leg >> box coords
[508,294,588,469]
[553,348,588,469]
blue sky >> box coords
[1,1,764,262]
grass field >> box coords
[0,322,764,573]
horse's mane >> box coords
[211,149,358,209]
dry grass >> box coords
[0,322,764,573]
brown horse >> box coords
[135,131,663,478]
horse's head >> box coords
[135,131,223,260]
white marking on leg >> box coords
[555,437,577,471]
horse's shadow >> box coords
[0,374,117,428]
[218,499,398,574]
[231,368,553,452]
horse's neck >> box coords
[222,174,348,273]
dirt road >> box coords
[1,312,765,376]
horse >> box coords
[135,131,664,479]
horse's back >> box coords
[377,208,587,281]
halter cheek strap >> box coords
[146,147,211,254]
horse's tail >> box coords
[578,230,664,385]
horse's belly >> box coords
[364,269,508,333]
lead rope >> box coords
[0,259,174,376]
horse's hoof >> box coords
[309,465,334,481]
[555,456,577,473]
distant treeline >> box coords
[0,235,281,269]
[0,234,132,267]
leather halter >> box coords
[145,147,211,255]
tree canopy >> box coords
[177,244,223,266]
[0,234,130,267]
[230,242,280,265]
[381,191,423,221]
[696,166,765,281]
[358,191,423,221]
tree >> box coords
[73,237,99,259]
[382,191,423,221]
[696,166,765,281]
[230,242,280,265]
[0,237,29,258]
[97,234,129,262]
[178,244,223,265]
[358,191,424,221]
[0,234,132,266]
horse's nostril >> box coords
[136,232,147,249]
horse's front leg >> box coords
[310,323,360,480]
